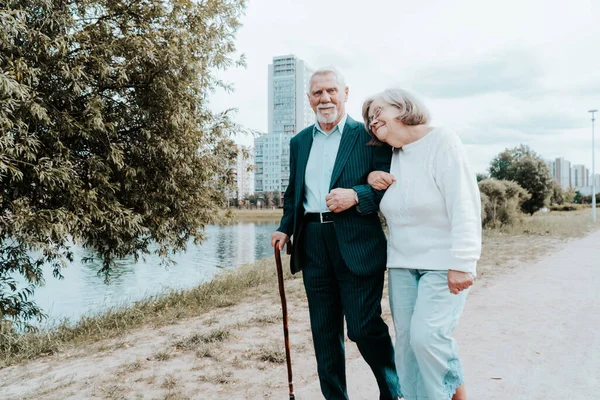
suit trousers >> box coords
[301,221,401,400]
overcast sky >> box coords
[210,0,600,174]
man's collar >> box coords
[314,113,348,137]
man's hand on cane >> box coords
[271,231,289,251]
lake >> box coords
[29,221,280,323]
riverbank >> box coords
[231,208,283,221]
[0,209,597,399]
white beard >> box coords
[316,107,338,124]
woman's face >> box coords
[367,99,402,143]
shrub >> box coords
[549,204,580,212]
[478,179,529,228]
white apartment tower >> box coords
[254,55,313,195]
[225,145,255,202]
[571,164,589,189]
[553,157,572,190]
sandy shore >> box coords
[1,224,598,399]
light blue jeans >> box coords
[388,268,469,400]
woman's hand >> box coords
[447,270,474,295]
[367,171,396,190]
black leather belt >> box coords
[304,212,335,223]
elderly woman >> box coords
[363,89,482,400]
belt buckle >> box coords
[320,212,333,224]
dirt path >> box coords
[298,229,600,399]
[1,229,598,400]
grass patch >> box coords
[231,208,282,222]
[153,351,172,361]
[0,209,596,368]
[161,375,178,390]
[174,329,231,352]
[487,208,594,238]
[197,370,234,385]
[249,314,282,326]
[195,345,214,359]
[250,345,286,364]
[0,258,285,367]
[117,360,142,376]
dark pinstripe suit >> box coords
[277,116,401,400]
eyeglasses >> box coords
[367,106,383,124]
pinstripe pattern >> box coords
[302,222,400,400]
[278,116,393,276]
[277,116,399,399]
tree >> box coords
[272,191,281,208]
[1,0,246,329]
[262,191,272,208]
[476,172,489,182]
[244,193,259,206]
[550,182,565,205]
[564,187,577,204]
[489,145,553,215]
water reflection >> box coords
[31,221,279,322]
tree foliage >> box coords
[476,172,488,182]
[478,179,529,228]
[488,145,553,215]
[550,182,565,205]
[1,0,246,328]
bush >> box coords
[550,182,566,205]
[478,179,530,228]
[549,205,579,212]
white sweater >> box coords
[379,127,482,276]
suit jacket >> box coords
[277,115,392,276]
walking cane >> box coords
[274,240,295,400]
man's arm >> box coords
[352,143,392,215]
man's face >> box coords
[308,73,348,125]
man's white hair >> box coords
[308,67,347,91]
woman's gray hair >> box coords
[309,67,347,90]
[362,88,431,145]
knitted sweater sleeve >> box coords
[433,131,482,275]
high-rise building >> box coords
[554,157,572,190]
[546,159,556,181]
[571,164,589,189]
[593,173,600,189]
[236,145,255,199]
[226,144,255,202]
[254,55,313,195]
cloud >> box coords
[407,49,543,99]
[211,0,600,174]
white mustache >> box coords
[317,103,336,110]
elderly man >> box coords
[271,68,401,400]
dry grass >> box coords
[174,329,231,352]
[0,259,291,367]
[489,208,594,238]
[0,209,596,370]
[250,344,287,364]
[231,208,283,222]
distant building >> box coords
[553,157,572,190]
[578,174,600,196]
[226,144,255,201]
[571,164,589,189]
[254,54,313,196]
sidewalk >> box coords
[297,229,600,399]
